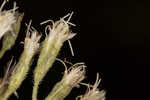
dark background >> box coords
[0,0,149,100]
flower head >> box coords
[24,22,41,54]
[0,0,17,39]
[78,73,105,100]
[62,63,86,87]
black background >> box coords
[0,0,149,100]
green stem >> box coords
[32,84,38,100]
